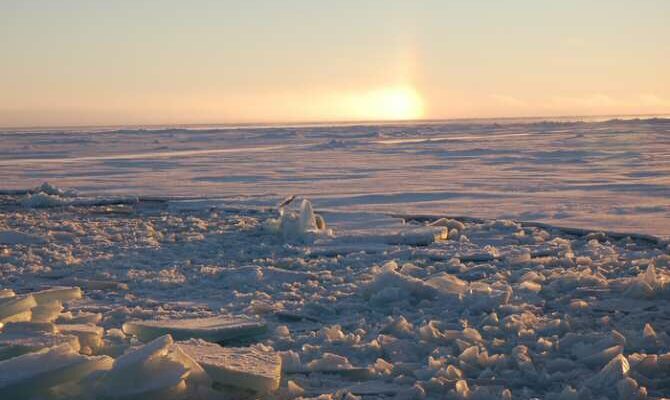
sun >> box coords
[345,86,425,121]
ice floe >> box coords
[122,315,267,343]
[177,339,281,393]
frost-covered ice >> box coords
[1,184,670,398]
[178,339,282,393]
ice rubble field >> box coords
[1,117,670,236]
[1,184,670,399]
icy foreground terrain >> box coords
[1,186,670,399]
[1,117,670,237]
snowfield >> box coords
[1,117,669,237]
[0,183,670,399]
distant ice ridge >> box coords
[3,116,670,236]
[20,183,78,208]
[20,182,138,208]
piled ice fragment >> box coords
[0,285,282,398]
[0,344,113,399]
[4,188,670,399]
[265,198,332,242]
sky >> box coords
[1,0,668,127]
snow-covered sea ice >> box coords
[1,182,670,399]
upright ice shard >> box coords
[57,324,104,353]
[98,334,190,399]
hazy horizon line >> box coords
[1,112,669,132]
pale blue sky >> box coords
[1,0,668,126]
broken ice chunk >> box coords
[587,354,630,390]
[0,295,36,323]
[98,334,190,399]
[306,353,369,377]
[519,280,542,293]
[455,379,470,398]
[580,345,624,368]
[57,324,104,353]
[425,273,468,296]
[122,315,267,343]
[364,261,438,305]
[2,321,56,334]
[279,350,302,373]
[299,198,320,233]
[0,344,112,398]
[429,218,466,232]
[21,192,69,208]
[57,310,103,325]
[99,328,131,358]
[616,377,646,400]
[35,182,77,197]
[0,331,80,360]
[385,227,448,246]
[32,286,82,305]
[1,310,32,324]
[167,342,211,388]
[643,323,656,340]
[110,334,173,371]
[266,198,331,242]
[31,301,64,323]
[281,380,305,398]
[178,339,281,393]
[624,264,669,299]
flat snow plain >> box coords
[1,117,669,236]
[0,117,670,399]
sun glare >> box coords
[345,86,425,121]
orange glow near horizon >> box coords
[1,2,669,127]
[343,86,425,121]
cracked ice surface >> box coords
[1,190,670,399]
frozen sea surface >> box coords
[2,115,670,399]
[0,194,670,399]
[1,117,670,237]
